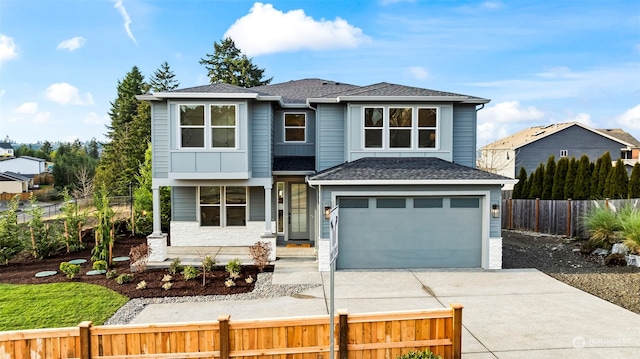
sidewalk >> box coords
[129,258,640,358]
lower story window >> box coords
[200,186,246,227]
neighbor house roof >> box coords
[1,171,30,181]
[18,156,46,162]
[482,122,640,150]
[0,143,13,150]
[307,157,515,185]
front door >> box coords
[288,183,308,240]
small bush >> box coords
[224,278,236,287]
[396,350,442,359]
[136,280,147,290]
[182,266,200,281]
[585,206,623,249]
[202,255,216,272]
[59,262,81,279]
[620,207,640,253]
[249,241,272,272]
[115,273,134,285]
[162,282,173,290]
[225,257,242,279]
[92,260,108,271]
[169,257,183,275]
[245,276,254,284]
[106,270,118,279]
[161,274,172,282]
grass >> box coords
[584,206,623,249]
[0,282,128,331]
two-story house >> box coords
[139,79,515,271]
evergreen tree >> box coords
[87,138,100,159]
[52,142,97,189]
[552,157,569,199]
[590,157,602,198]
[597,152,612,197]
[573,155,592,199]
[541,155,556,199]
[605,159,629,198]
[529,164,544,199]
[199,38,272,88]
[40,141,53,161]
[522,173,533,199]
[512,167,527,199]
[133,143,171,234]
[149,61,180,92]
[564,157,578,199]
[94,66,150,194]
[629,163,640,198]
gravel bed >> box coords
[104,272,320,325]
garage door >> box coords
[336,196,482,269]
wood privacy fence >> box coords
[0,305,463,359]
[501,198,640,238]
[0,192,31,201]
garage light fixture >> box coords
[491,204,500,218]
[324,206,331,219]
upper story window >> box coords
[284,113,306,142]
[179,104,237,149]
[363,106,438,149]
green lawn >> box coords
[0,283,129,331]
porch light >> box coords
[491,204,500,218]
[324,206,331,219]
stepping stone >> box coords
[68,259,87,265]
[86,270,106,276]
[35,271,57,278]
[113,256,130,262]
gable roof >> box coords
[1,171,30,181]
[597,128,640,148]
[307,157,515,185]
[251,79,360,104]
[0,143,13,150]
[482,122,640,150]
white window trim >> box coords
[560,150,568,157]
[388,107,413,149]
[177,103,239,150]
[198,186,248,227]
[283,113,307,143]
[362,105,439,150]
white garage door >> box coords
[336,196,482,269]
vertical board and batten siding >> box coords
[516,125,629,176]
[273,109,316,157]
[171,186,196,221]
[451,104,477,168]
[316,104,346,171]
[151,102,170,178]
[489,187,502,238]
[251,102,272,178]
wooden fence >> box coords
[0,305,463,359]
[502,198,640,238]
[0,192,31,201]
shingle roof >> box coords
[251,79,359,104]
[273,156,316,172]
[0,142,13,150]
[321,82,483,99]
[171,83,263,94]
[308,157,510,182]
[597,128,640,148]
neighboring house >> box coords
[139,79,515,271]
[0,156,46,175]
[480,122,640,188]
[0,172,30,193]
[0,143,14,158]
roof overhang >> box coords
[137,93,260,101]
[306,179,519,186]
[273,171,316,176]
[308,96,490,104]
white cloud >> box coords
[0,34,18,66]
[482,1,503,9]
[407,66,429,80]
[45,83,94,105]
[478,101,545,124]
[562,112,597,128]
[33,112,50,124]
[57,36,87,51]
[15,102,38,114]
[616,104,640,131]
[477,122,509,146]
[84,112,109,125]
[225,3,370,56]
[113,0,137,45]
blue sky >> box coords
[1,0,639,147]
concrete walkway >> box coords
[130,258,640,358]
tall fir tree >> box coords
[94,66,150,194]
[149,61,180,92]
[87,138,100,159]
[522,173,533,200]
[541,155,556,199]
[564,157,578,199]
[629,163,640,198]
[590,157,602,198]
[199,38,272,88]
[529,164,545,199]
[605,159,628,199]
[552,157,569,199]
[597,152,612,197]
[512,167,527,199]
[573,155,592,199]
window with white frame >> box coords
[179,104,237,149]
[560,150,568,158]
[199,186,246,227]
[284,113,306,142]
[363,106,438,149]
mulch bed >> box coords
[0,235,271,299]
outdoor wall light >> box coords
[324,206,331,219]
[491,204,500,218]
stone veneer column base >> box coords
[147,233,168,262]
[489,237,502,269]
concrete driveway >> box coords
[130,261,640,358]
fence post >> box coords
[605,198,609,209]
[508,198,513,230]
[338,309,349,359]
[78,321,92,359]
[218,315,230,359]
[450,304,463,359]
[567,199,572,237]
[535,198,540,232]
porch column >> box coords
[263,185,272,235]
[147,185,167,262]
[152,186,161,235]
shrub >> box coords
[136,280,147,290]
[225,258,242,279]
[59,262,81,279]
[249,241,272,272]
[620,207,640,254]
[168,257,183,275]
[162,282,173,290]
[584,205,623,249]
[396,350,442,359]
[161,274,172,282]
[106,270,118,279]
[245,276,254,284]
[202,255,216,272]
[224,279,236,287]
[92,260,108,271]
[27,195,65,259]
[182,266,200,281]
[0,196,25,264]
[115,273,134,285]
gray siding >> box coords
[172,186,196,221]
[249,186,265,221]
[152,102,169,178]
[251,102,272,178]
[452,104,477,167]
[274,110,316,156]
[516,126,628,175]
[490,187,502,237]
[316,104,346,171]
